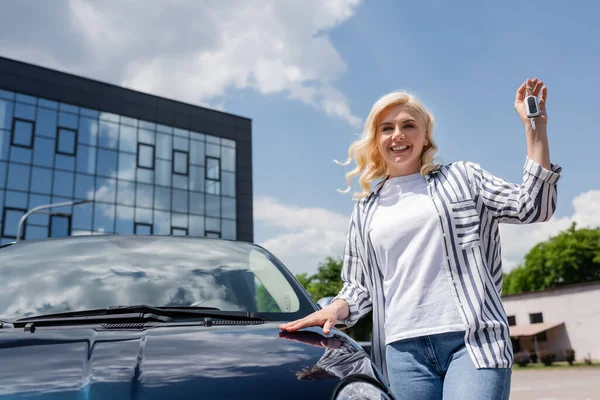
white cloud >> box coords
[0,0,363,127]
[256,190,600,276]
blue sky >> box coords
[1,0,598,275]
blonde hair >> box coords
[336,90,441,200]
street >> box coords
[510,368,600,400]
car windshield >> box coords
[0,235,315,321]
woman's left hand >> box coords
[514,77,548,129]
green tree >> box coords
[256,283,280,312]
[503,223,600,295]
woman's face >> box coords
[376,104,428,177]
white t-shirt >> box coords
[369,173,464,345]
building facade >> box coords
[503,281,600,362]
[0,56,253,244]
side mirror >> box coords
[316,296,334,309]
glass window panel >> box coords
[58,112,78,129]
[172,213,187,229]
[12,119,33,147]
[118,124,136,153]
[99,112,120,123]
[25,225,48,240]
[50,215,70,238]
[118,153,136,180]
[189,215,204,236]
[222,172,235,197]
[34,108,58,139]
[50,196,73,216]
[139,128,155,145]
[50,170,73,197]
[155,159,171,187]
[0,162,5,187]
[137,168,154,184]
[206,135,220,145]
[139,120,156,131]
[0,100,13,130]
[72,202,93,230]
[171,227,187,236]
[38,99,58,110]
[0,90,14,100]
[206,144,220,157]
[157,124,173,134]
[153,210,170,235]
[93,203,115,233]
[222,220,236,240]
[190,131,204,142]
[0,188,3,218]
[95,178,117,203]
[57,128,76,155]
[5,190,28,208]
[72,230,91,236]
[9,147,32,164]
[30,167,52,194]
[174,136,188,151]
[222,138,236,148]
[2,207,25,237]
[206,180,220,195]
[189,192,204,215]
[96,149,118,177]
[116,206,134,235]
[80,107,100,118]
[221,147,235,172]
[59,103,78,114]
[206,157,220,180]
[33,137,54,167]
[16,93,36,105]
[138,144,154,169]
[14,103,35,120]
[28,194,50,225]
[121,116,137,127]
[0,130,9,160]
[206,194,220,218]
[173,151,188,175]
[156,133,172,160]
[172,174,188,190]
[77,145,97,174]
[190,165,204,192]
[206,217,220,232]
[135,183,153,208]
[78,117,98,146]
[7,164,30,191]
[173,128,188,138]
[135,208,153,224]
[74,174,95,200]
[222,197,236,219]
[154,186,171,211]
[54,154,76,172]
[172,189,188,213]
[135,223,152,235]
[190,140,205,165]
[99,120,119,149]
[117,180,135,206]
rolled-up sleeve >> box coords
[332,204,373,327]
[469,157,562,224]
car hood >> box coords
[0,322,384,399]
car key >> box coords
[524,92,540,130]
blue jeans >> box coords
[385,331,511,400]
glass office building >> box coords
[0,57,253,244]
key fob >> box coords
[525,95,541,118]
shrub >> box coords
[563,349,575,365]
[538,350,556,366]
[514,351,530,367]
[584,353,593,366]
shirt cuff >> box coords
[524,157,562,185]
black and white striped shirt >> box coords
[334,157,562,377]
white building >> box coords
[502,281,600,362]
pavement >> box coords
[510,368,600,400]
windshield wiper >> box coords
[12,304,269,328]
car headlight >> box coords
[335,380,394,400]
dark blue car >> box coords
[0,235,393,399]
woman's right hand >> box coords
[279,299,349,335]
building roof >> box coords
[502,281,600,300]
